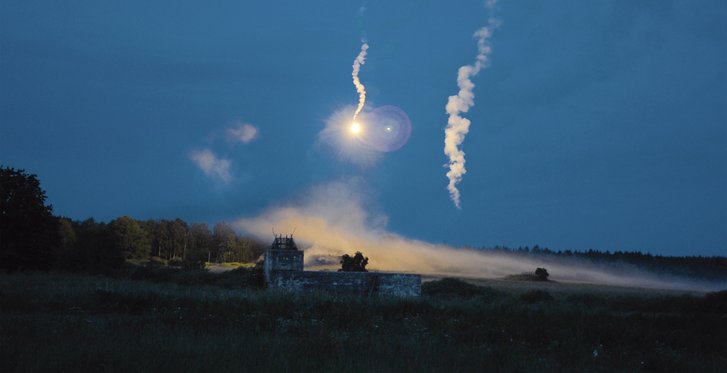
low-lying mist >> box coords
[234,182,725,292]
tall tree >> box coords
[157,220,172,259]
[54,217,78,270]
[212,222,236,262]
[140,219,160,257]
[161,219,188,260]
[0,166,60,271]
[110,216,151,260]
[185,223,212,269]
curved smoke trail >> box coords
[352,43,369,121]
[444,23,496,209]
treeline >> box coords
[55,216,266,272]
[2,165,267,272]
[482,245,727,281]
[3,165,725,279]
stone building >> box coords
[263,235,421,297]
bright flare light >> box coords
[350,122,362,134]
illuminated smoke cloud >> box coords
[234,182,723,292]
[444,14,499,209]
[352,43,369,121]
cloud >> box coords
[234,182,724,292]
[226,123,259,144]
[189,148,232,184]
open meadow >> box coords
[1,270,725,372]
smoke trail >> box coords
[444,20,497,209]
[352,43,369,121]
[357,2,368,43]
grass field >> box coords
[1,270,725,372]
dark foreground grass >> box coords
[1,272,726,372]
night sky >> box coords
[2,0,725,256]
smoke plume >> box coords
[234,182,724,292]
[444,22,497,209]
[352,43,369,121]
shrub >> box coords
[340,251,368,272]
[534,267,550,281]
[219,265,266,289]
[147,256,166,267]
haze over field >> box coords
[236,182,726,292]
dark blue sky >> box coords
[1,0,725,256]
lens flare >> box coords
[350,122,362,135]
[357,105,412,152]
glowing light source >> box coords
[350,122,362,134]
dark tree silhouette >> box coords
[74,218,124,270]
[184,223,212,269]
[0,166,60,271]
[110,216,151,260]
[340,251,369,272]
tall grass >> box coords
[1,272,725,372]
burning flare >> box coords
[352,43,369,122]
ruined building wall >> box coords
[269,270,421,297]
[263,247,420,297]
[263,249,304,283]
